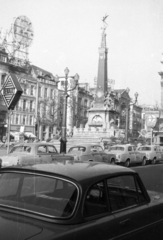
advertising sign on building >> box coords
[0,73,23,110]
[146,114,157,128]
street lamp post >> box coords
[55,68,79,153]
[125,92,138,143]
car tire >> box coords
[125,159,130,167]
[152,158,156,165]
[142,157,146,166]
[111,158,115,164]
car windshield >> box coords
[0,172,78,218]
[68,147,86,155]
[10,146,31,153]
[109,146,124,151]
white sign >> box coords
[146,115,157,128]
[20,125,25,133]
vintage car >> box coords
[67,143,116,163]
[137,145,163,164]
[0,161,163,239]
[106,144,147,167]
[0,142,73,167]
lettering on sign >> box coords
[3,88,15,94]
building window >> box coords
[44,88,47,98]
[30,116,32,125]
[50,89,53,99]
[24,85,27,94]
[0,54,7,63]
[23,115,26,125]
[15,102,19,111]
[23,100,26,111]
[38,86,41,97]
[1,74,6,86]
[30,85,34,95]
[16,115,19,124]
[30,100,33,112]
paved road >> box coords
[132,164,163,193]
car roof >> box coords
[69,143,101,147]
[13,143,56,147]
[110,145,125,147]
[3,161,135,183]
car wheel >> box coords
[152,158,156,165]
[125,159,130,167]
[111,158,115,164]
[142,157,146,166]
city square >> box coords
[0,0,163,239]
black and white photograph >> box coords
[0,0,163,239]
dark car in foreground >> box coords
[0,161,163,239]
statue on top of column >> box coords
[101,14,109,48]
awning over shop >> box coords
[24,132,36,138]
[10,132,19,138]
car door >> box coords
[134,145,142,163]
[47,145,58,161]
[96,145,108,161]
[90,145,101,162]
[107,174,160,240]
[156,146,162,161]
[37,145,52,162]
[81,181,122,240]
[128,146,136,163]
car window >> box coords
[0,172,78,218]
[109,146,124,151]
[138,147,151,151]
[128,146,132,151]
[38,145,47,153]
[83,181,108,218]
[10,146,31,153]
[47,145,58,153]
[90,146,98,153]
[97,146,103,152]
[68,147,86,155]
[107,175,146,212]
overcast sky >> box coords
[0,0,163,106]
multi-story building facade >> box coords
[0,49,8,141]
[0,48,59,141]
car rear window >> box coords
[138,147,151,151]
[10,146,31,153]
[109,146,124,151]
[0,172,78,218]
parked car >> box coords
[67,143,116,163]
[0,161,163,239]
[106,144,147,167]
[0,142,74,167]
[99,137,121,149]
[137,145,163,164]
